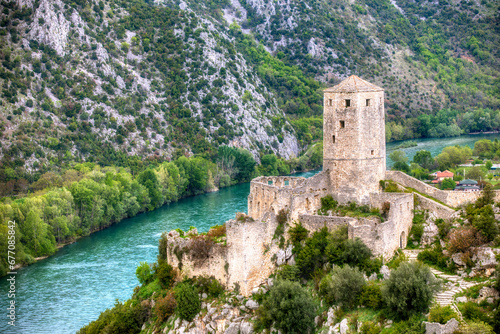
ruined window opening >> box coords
[366,99,371,106]
[328,99,333,106]
[340,120,345,128]
[268,180,273,185]
[284,180,289,186]
[332,135,336,143]
[371,150,374,155]
[345,99,351,107]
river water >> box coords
[1,134,498,334]
[386,133,500,167]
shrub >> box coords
[456,321,494,334]
[360,321,382,334]
[136,262,154,285]
[447,226,485,254]
[382,262,441,319]
[428,305,458,324]
[155,259,174,289]
[387,315,425,333]
[78,300,148,334]
[319,265,366,309]
[461,301,491,324]
[341,238,372,268]
[193,276,224,298]
[189,236,214,261]
[359,281,383,309]
[320,195,337,213]
[417,244,449,271]
[174,283,201,321]
[256,280,316,334]
[276,265,301,282]
[289,222,309,245]
[154,291,176,323]
[206,224,226,240]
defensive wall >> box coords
[386,171,500,207]
[247,171,330,221]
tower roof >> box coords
[324,75,383,93]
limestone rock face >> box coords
[423,318,459,334]
[245,300,259,310]
[472,247,498,268]
[339,318,349,334]
[380,265,391,280]
[421,216,439,245]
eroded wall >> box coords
[248,172,330,221]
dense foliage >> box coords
[382,262,441,319]
[255,280,316,334]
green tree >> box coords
[319,265,366,309]
[382,262,441,319]
[174,283,201,321]
[441,178,456,190]
[135,262,153,285]
[413,150,434,169]
[257,280,316,334]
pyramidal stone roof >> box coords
[324,75,383,93]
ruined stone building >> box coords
[166,76,477,296]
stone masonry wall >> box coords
[226,213,279,296]
[415,193,456,220]
[349,192,415,259]
[165,231,228,286]
[323,89,385,205]
[298,214,354,232]
[248,172,330,221]
[386,171,500,207]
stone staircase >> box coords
[402,250,477,317]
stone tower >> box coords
[323,75,386,204]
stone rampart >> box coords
[355,192,415,259]
[298,214,354,232]
[226,213,279,296]
[165,231,228,286]
[386,171,500,207]
[248,172,330,221]
[415,193,456,220]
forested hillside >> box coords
[0,0,499,191]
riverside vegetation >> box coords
[0,143,322,277]
[79,190,500,334]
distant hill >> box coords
[0,0,499,184]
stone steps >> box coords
[402,249,474,319]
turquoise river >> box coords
[0,133,498,334]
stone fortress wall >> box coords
[247,172,330,221]
[164,76,487,296]
[387,171,500,207]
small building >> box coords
[455,179,480,192]
[431,170,454,184]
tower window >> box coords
[371,150,374,155]
[328,99,333,106]
[345,99,351,107]
[340,120,345,128]
[366,99,371,106]
[332,135,336,143]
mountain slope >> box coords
[0,0,499,187]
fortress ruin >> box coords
[165,76,491,296]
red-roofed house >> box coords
[431,170,454,184]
